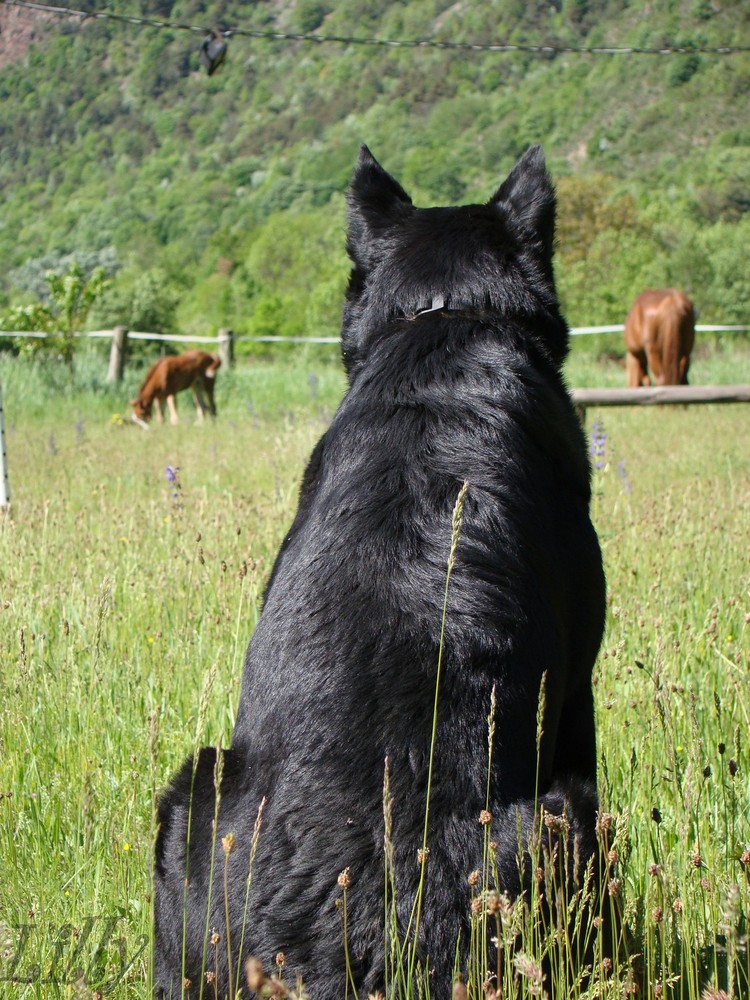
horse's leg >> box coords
[192,385,206,423]
[155,399,165,424]
[626,350,648,387]
[167,395,179,425]
[647,346,665,386]
[203,377,217,417]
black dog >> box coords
[154,145,606,998]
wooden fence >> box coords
[571,384,750,422]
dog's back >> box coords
[155,146,605,998]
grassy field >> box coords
[0,337,748,999]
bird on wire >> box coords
[200,28,228,75]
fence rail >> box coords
[572,384,750,421]
[0,324,748,386]
[1,323,748,345]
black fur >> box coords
[154,144,606,998]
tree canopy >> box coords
[0,0,748,339]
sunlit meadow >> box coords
[0,336,748,999]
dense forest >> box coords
[0,0,748,345]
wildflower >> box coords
[221,833,236,855]
[452,975,469,1000]
[700,877,711,892]
[123,842,131,852]
[276,952,286,970]
[544,812,569,835]
[210,931,220,945]
[246,958,266,993]
[478,809,492,826]
[728,759,738,778]
[485,891,501,914]
[740,849,750,866]
[166,465,182,502]
[596,812,614,835]
[652,807,662,824]
[608,877,621,897]
[648,863,662,877]
[590,421,607,470]
[513,952,545,995]
[205,971,215,985]
[608,848,618,866]
[467,869,481,887]
[616,459,633,493]
[701,989,729,1000]
[337,867,351,888]
[652,906,663,923]
[691,850,702,868]
[417,847,430,866]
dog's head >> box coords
[342,144,565,379]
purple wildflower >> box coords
[166,465,181,502]
[616,460,633,494]
[590,422,607,470]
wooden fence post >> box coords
[217,327,235,369]
[107,326,128,384]
[0,381,10,509]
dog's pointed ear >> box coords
[347,146,413,266]
[489,145,555,259]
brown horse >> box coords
[130,350,221,428]
[624,288,695,387]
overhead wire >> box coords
[2,0,748,56]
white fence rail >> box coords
[0,323,747,385]
[1,324,748,345]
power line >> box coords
[3,0,748,56]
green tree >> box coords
[4,264,108,370]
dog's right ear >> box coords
[347,146,413,268]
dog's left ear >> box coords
[347,146,413,267]
[489,145,555,261]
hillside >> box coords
[0,0,748,339]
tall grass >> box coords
[0,341,748,998]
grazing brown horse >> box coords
[130,350,221,428]
[624,288,695,387]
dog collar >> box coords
[414,295,445,316]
